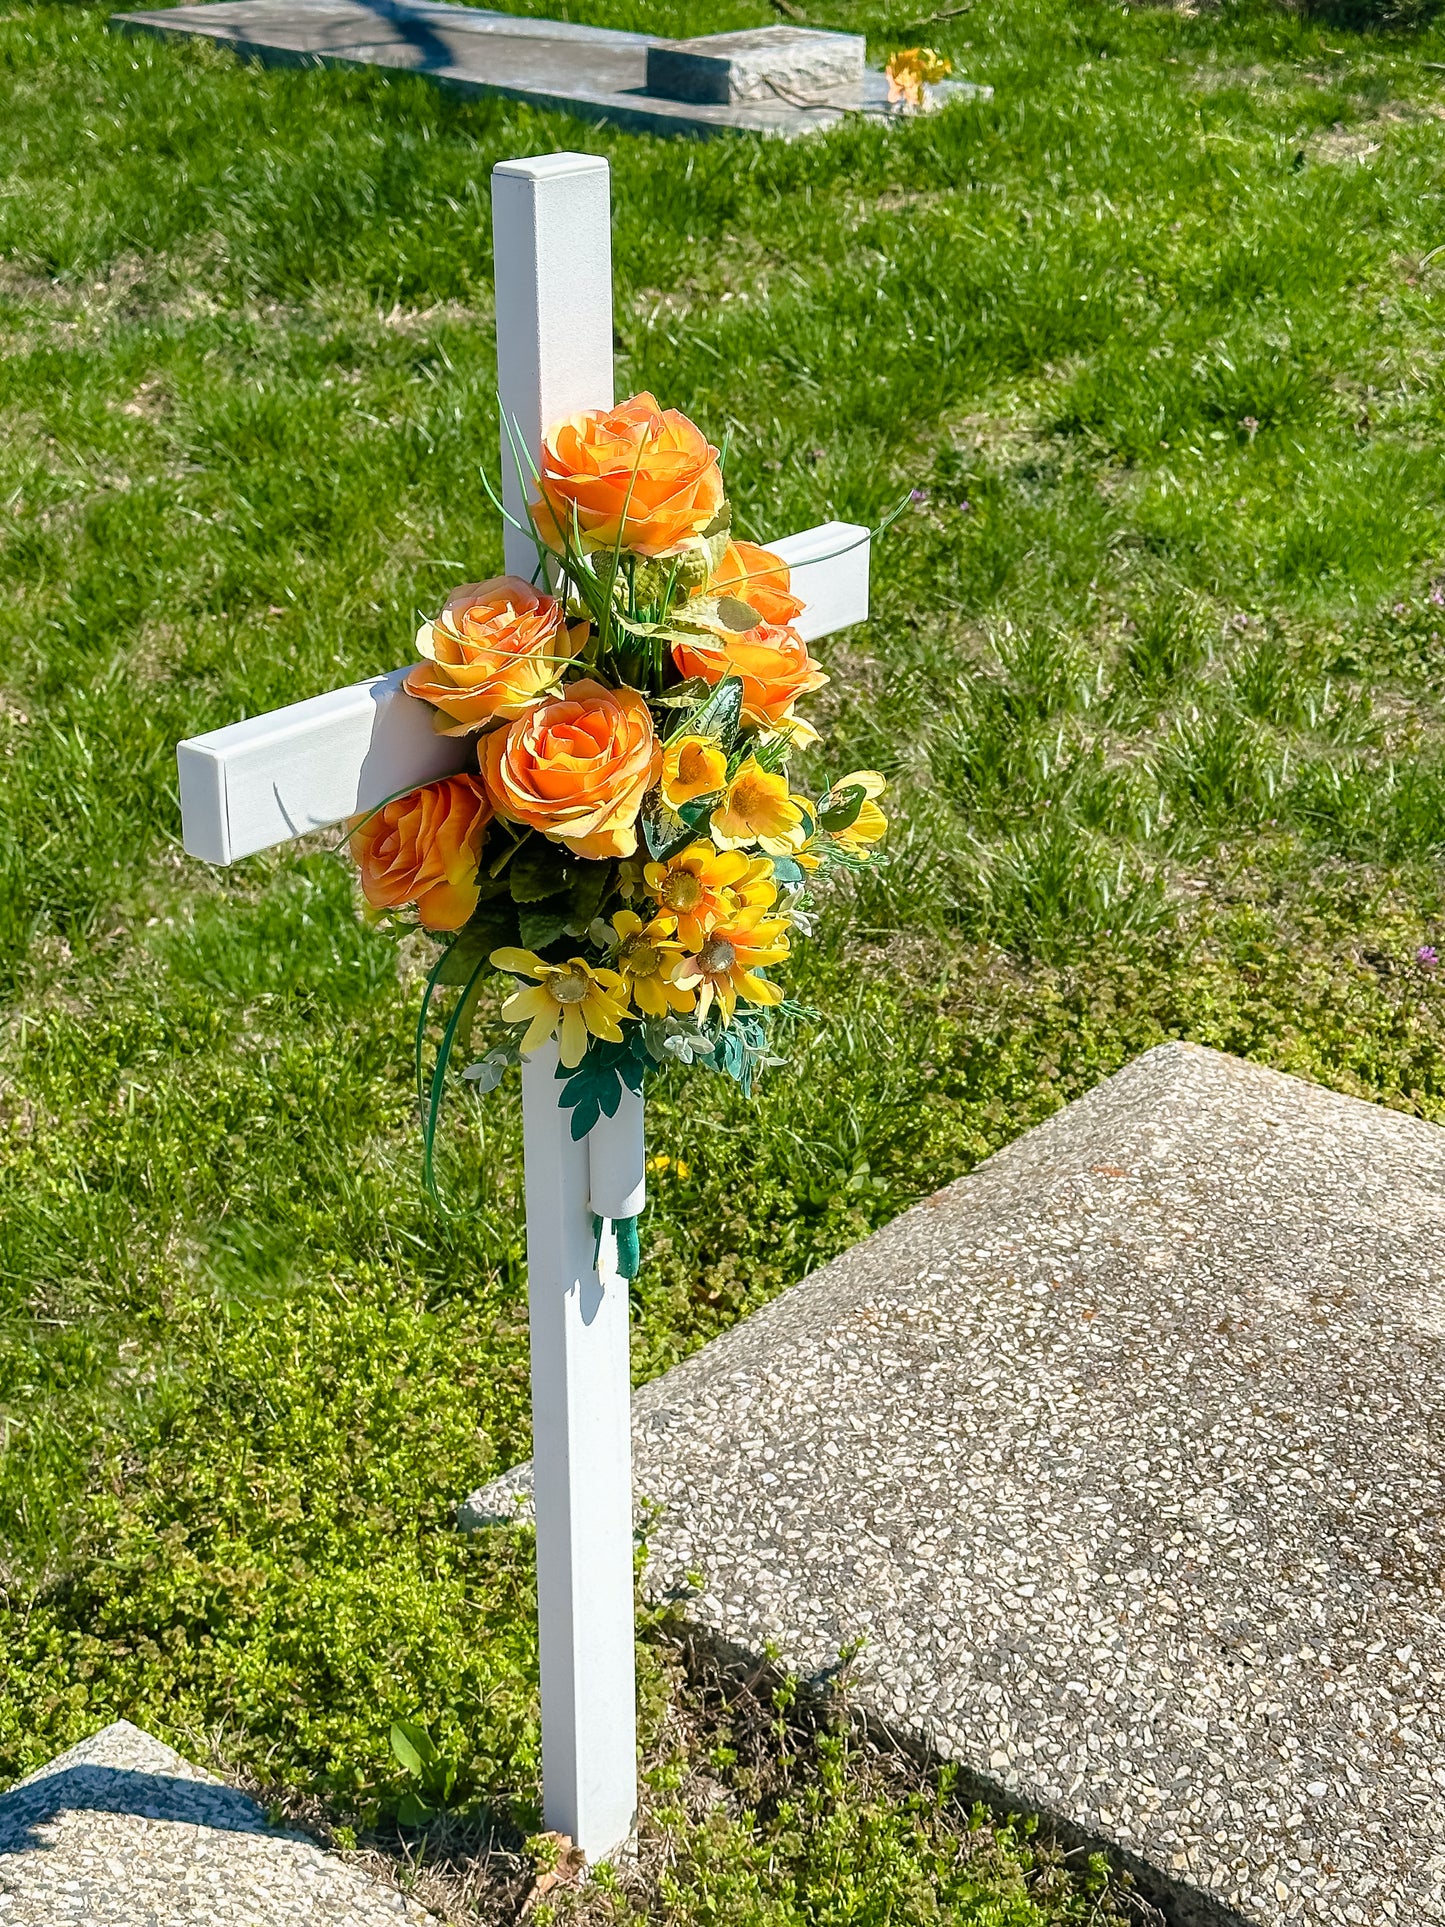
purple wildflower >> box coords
[1418,945,1439,970]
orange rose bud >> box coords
[671,622,828,744]
[533,392,725,560]
[405,577,581,734]
[711,541,805,627]
[482,678,662,861]
[349,775,492,932]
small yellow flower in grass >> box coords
[643,842,776,950]
[709,757,808,856]
[660,734,728,811]
[609,910,695,1018]
[490,947,632,1069]
[827,770,888,855]
[675,906,791,1024]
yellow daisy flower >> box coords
[608,910,695,1018]
[643,842,776,951]
[660,734,728,811]
[709,757,809,856]
[490,947,631,1068]
[675,905,791,1024]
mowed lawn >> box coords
[3,0,1445,1916]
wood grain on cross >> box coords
[176,152,871,1863]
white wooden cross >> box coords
[175,151,870,1864]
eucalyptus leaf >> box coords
[462,1045,518,1094]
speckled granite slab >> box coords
[464,1042,1445,1927]
[109,0,989,137]
[0,1720,431,1924]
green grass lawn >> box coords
[3,0,1445,1915]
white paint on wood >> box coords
[175,667,470,866]
[587,1082,646,1221]
[521,1044,639,1860]
[492,154,615,579]
[770,519,870,645]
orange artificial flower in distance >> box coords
[643,841,775,952]
[533,392,725,560]
[671,621,827,745]
[675,904,791,1023]
[710,541,806,627]
[350,775,492,932]
[482,677,661,860]
[660,733,728,811]
[490,949,631,1069]
[405,578,582,734]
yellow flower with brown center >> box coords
[675,906,791,1024]
[642,842,775,951]
[709,757,808,856]
[490,947,631,1068]
[609,910,695,1018]
[660,734,727,812]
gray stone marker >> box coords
[646,27,865,107]
[464,1042,1445,1927]
[107,0,990,137]
[0,1719,432,1925]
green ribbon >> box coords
[591,1213,642,1280]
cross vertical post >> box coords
[492,153,640,1863]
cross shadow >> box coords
[335,0,458,71]
[0,1762,273,1857]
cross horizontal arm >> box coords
[176,519,870,867]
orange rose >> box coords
[710,541,805,627]
[671,622,828,744]
[533,392,725,560]
[349,775,492,932]
[404,577,582,734]
[482,678,662,860]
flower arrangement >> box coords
[884,46,952,110]
[350,391,888,1206]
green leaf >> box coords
[770,857,805,887]
[519,906,571,950]
[683,675,744,749]
[396,1791,434,1829]
[820,784,866,832]
[715,595,762,632]
[509,839,576,905]
[391,1721,435,1776]
[564,860,612,933]
[654,677,717,709]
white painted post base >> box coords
[520,1043,643,1861]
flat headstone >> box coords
[0,1719,432,1924]
[464,1042,1445,1925]
[107,0,990,138]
